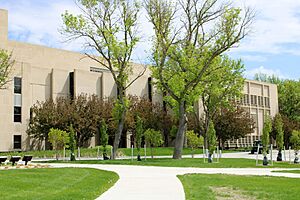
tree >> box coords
[201,56,245,148]
[290,130,300,164]
[99,119,109,160]
[262,115,272,165]
[254,73,300,123]
[135,115,144,161]
[144,129,164,159]
[48,128,69,160]
[146,0,254,159]
[69,124,77,161]
[207,121,217,163]
[214,106,255,149]
[0,49,14,89]
[186,130,204,158]
[273,113,284,161]
[61,0,145,159]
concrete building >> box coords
[227,79,279,148]
[0,9,278,152]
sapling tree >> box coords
[186,130,204,158]
[290,130,300,164]
[99,119,109,160]
[61,0,145,159]
[207,121,217,163]
[144,129,164,159]
[48,128,69,160]
[145,0,254,159]
[135,115,144,161]
[0,49,14,89]
[262,115,272,165]
[69,124,77,161]
[274,113,284,161]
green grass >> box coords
[0,147,236,159]
[178,173,300,200]
[42,158,300,168]
[0,168,118,200]
[273,170,300,174]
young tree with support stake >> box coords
[69,124,77,161]
[61,0,145,159]
[135,115,144,161]
[262,115,272,166]
[290,130,300,164]
[274,113,284,161]
[145,0,254,159]
[99,119,109,160]
[207,121,217,163]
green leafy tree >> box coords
[69,124,77,161]
[48,128,69,160]
[262,115,272,165]
[290,130,300,163]
[99,119,109,160]
[254,73,300,123]
[186,130,204,158]
[201,56,245,148]
[0,49,14,89]
[144,129,164,159]
[273,113,284,161]
[146,0,254,159]
[135,115,144,161]
[61,0,145,159]
[207,121,217,163]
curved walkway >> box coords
[49,163,300,200]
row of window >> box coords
[14,77,22,123]
[240,94,270,108]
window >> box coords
[148,77,152,102]
[14,77,22,123]
[13,135,22,149]
[264,97,270,108]
[14,106,22,122]
[250,95,257,106]
[14,77,22,94]
[69,72,74,99]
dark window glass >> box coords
[69,72,74,99]
[14,77,22,94]
[14,106,22,122]
[13,135,22,149]
[148,77,152,102]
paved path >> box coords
[49,163,300,200]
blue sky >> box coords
[1,0,300,80]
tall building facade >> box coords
[0,9,278,152]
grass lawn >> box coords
[0,168,118,200]
[0,147,237,158]
[178,173,300,200]
[43,158,300,168]
[273,170,300,174]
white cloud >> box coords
[3,0,300,62]
[232,0,300,55]
[244,66,288,80]
[240,55,267,62]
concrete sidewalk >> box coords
[49,163,300,200]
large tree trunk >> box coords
[173,101,187,159]
[112,105,126,160]
[204,113,210,150]
[112,89,127,160]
